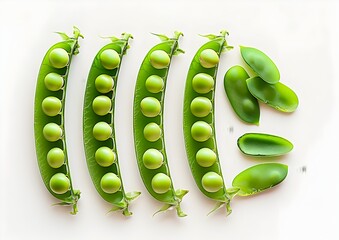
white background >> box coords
[1,0,339,239]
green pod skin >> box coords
[232,163,288,196]
[83,34,140,216]
[246,76,299,112]
[183,31,232,214]
[34,27,83,214]
[224,65,260,124]
[133,32,187,217]
[240,46,280,84]
[237,133,293,157]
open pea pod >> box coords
[231,163,288,196]
[237,133,293,157]
[246,76,299,112]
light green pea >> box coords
[192,73,214,94]
[140,97,161,117]
[201,172,223,192]
[199,49,219,68]
[100,172,121,194]
[44,73,64,91]
[95,147,116,167]
[142,149,163,169]
[49,48,69,69]
[93,122,112,141]
[149,50,170,69]
[43,123,62,142]
[151,173,172,194]
[191,121,212,142]
[190,97,212,118]
[92,95,112,116]
[143,122,162,142]
[41,96,62,117]
[95,74,114,93]
[100,49,120,70]
[145,75,164,93]
[47,148,65,168]
[196,148,216,167]
[49,173,70,194]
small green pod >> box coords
[237,133,293,157]
[232,163,288,196]
[224,65,259,124]
[246,76,299,112]
[240,46,280,84]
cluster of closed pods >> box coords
[34,27,298,217]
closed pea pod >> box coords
[83,33,140,216]
[183,31,233,214]
[34,27,82,214]
[133,32,187,217]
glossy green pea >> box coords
[83,34,139,215]
[44,72,64,91]
[237,133,293,157]
[183,31,232,214]
[246,76,299,112]
[232,163,288,196]
[133,32,187,217]
[224,65,259,124]
[34,27,82,214]
[240,46,280,84]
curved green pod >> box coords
[133,32,187,217]
[83,34,140,216]
[224,65,259,124]
[34,27,82,214]
[232,163,288,196]
[240,46,280,84]
[246,76,299,112]
[183,31,233,214]
[237,133,293,157]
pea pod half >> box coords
[231,163,288,196]
[240,46,280,84]
[224,65,259,124]
[237,133,293,157]
[183,31,233,214]
[83,34,140,216]
[34,27,83,214]
[133,32,187,217]
[246,76,299,112]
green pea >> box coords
[240,46,280,84]
[93,122,112,141]
[142,149,163,169]
[44,73,64,91]
[49,173,70,194]
[43,123,62,142]
[224,65,260,124]
[196,148,216,167]
[100,49,120,70]
[201,172,223,192]
[191,121,212,142]
[199,49,219,68]
[47,148,65,168]
[49,48,69,69]
[95,74,114,93]
[95,147,116,167]
[41,96,62,116]
[151,173,171,194]
[100,172,121,194]
[143,122,162,142]
[140,97,161,117]
[246,76,299,112]
[190,97,212,118]
[192,73,214,94]
[145,75,164,93]
[149,50,170,69]
[237,133,293,157]
[232,163,288,196]
[92,95,112,116]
